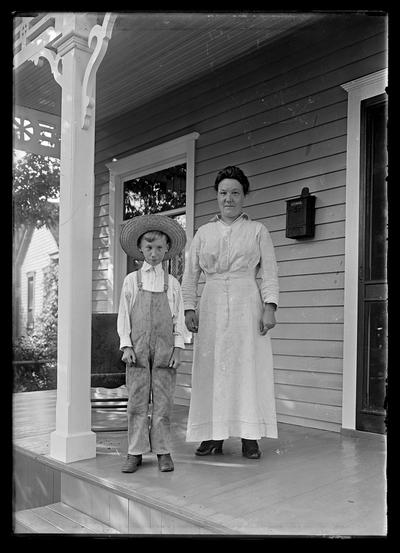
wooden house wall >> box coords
[18,227,58,337]
[92,15,387,431]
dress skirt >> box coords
[186,272,278,442]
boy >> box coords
[117,214,187,473]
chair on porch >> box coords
[91,313,128,431]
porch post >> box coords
[47,14,114,463]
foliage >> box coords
[13,362,57,393]
[13,152,60,229]
[13,258,58,392]
[124,163,186,219]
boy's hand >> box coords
[122,347,136,366]
[168,347,181,369]
[185,310,198,333]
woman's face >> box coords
[217,178,245,221]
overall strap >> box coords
[136,269,143,291]
[163,268,169,292]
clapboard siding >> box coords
[92,16,387,431]
[278,273,344,292]
[94,18,384,163]
[274,355,342,373]
[195,166,346,208]
[278,256,344,278]
[271,323,343,341]
[276,306,344,324]
[274,369,342,390]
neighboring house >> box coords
[13,12,388,462]
[14,224,59,338]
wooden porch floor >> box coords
[13,389,387,536]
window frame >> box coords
[106,132,199,311]
[26,270,35,331]
[340,69,387,431]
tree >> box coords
[13,152,60,391]
[13,152,60,229]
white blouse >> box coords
[117,261,187,350]
[181,213,279,310]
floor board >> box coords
[13,389,387,536]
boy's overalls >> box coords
[126,267,176,455]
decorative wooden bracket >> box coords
[31,37,63,87]
[81,13,118,130]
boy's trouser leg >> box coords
[150,367,177,454]
[126,366,151,455]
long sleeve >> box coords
[171,280,188,349]
[117,276,134,350]
[181,230,202,311]
[258,224,279,307]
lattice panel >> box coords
[13,106,60,158]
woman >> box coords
[181,165,279,459]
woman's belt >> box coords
[205,271,255,281]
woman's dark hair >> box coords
[214,166,250,196]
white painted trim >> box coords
[106,132,200,312]
[340,69,387,430]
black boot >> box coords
[121,454,142,473]
[195,440,224,456]
[241,439,261,459]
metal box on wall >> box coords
[286,187,316,239]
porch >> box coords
[13,389,387,536]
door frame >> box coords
[106,132,199,312]
[341,69,387,431]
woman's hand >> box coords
[168,347,181,369]
[122,346,136,366]
[259,304,276,336]
[185,310,199,333]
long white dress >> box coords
[181,213,279,442]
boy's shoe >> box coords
[157,453,174,472]
[121,454,142,473]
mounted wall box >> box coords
[286,187,316,239]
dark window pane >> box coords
[166,214,186,282]
[364,301,387,413]
[363,100,388,281]
[123,164,186,220]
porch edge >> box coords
[13,444,242,535]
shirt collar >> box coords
[209,212,250,224]
[142,261,164,273]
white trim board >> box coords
[340,69,387,430]
[106,132,199,312]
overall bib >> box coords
[126,268,176,455]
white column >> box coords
[49,23,98,462]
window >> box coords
[123,164,186,220]
[26,272,35,330]
[124,164,187,281]
[107,132,199,311]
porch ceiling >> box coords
[14,12,324,124]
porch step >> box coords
[14,502,120,534]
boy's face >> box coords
[140,236,169,266]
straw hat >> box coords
[119,213,187,260]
